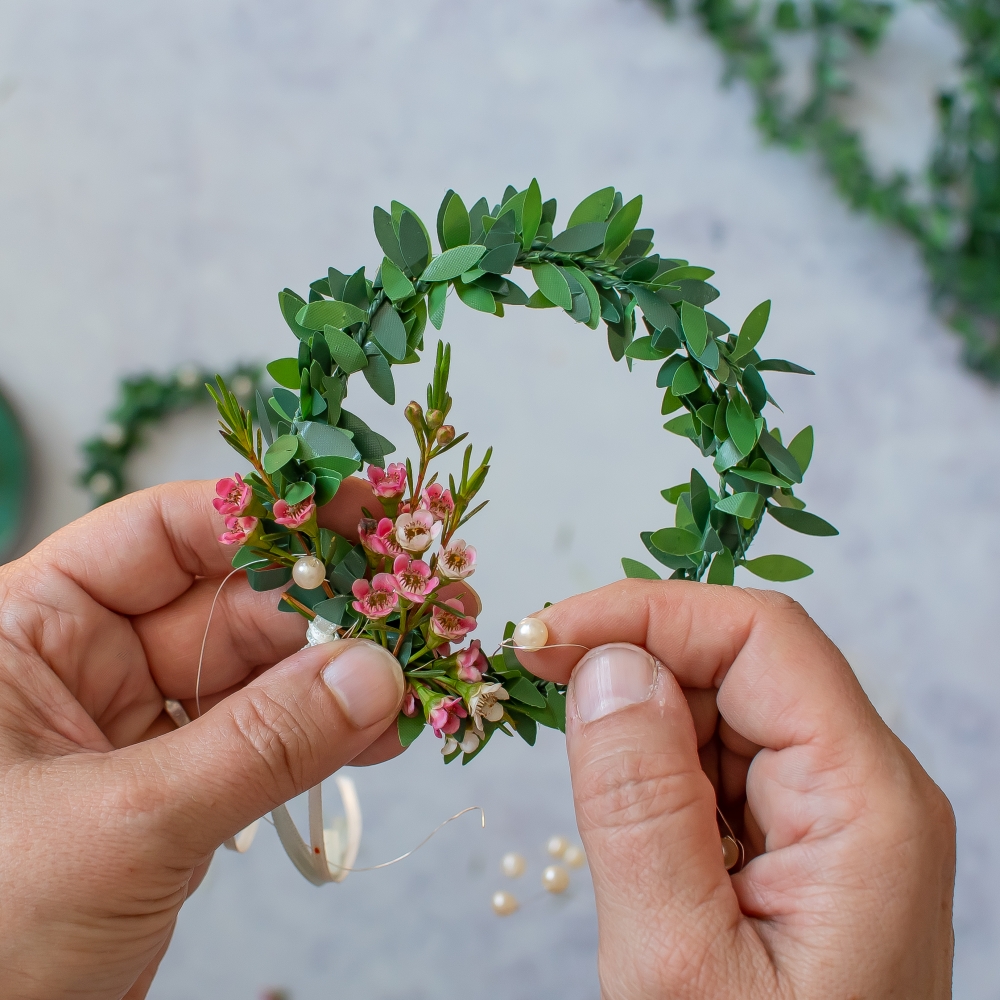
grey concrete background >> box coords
[1,1,997,997]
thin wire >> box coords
[195,567,244,719]
[494,639,591,655]
[327,805,485,874]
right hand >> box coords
[520,581,956,999]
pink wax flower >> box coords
[213,473,251,516]
[351,574,399,619]
[431,598,478,642]
[395,510,441,554]
[418,483,454,522]
[428,695,467,738]
[392,554,439,602]
[218,515,257,545]
[437,538,476,580]
[402,687,419,718]
[456,639,488,682]
[272,497,315,528]
[367,462,407,498]
[360,517,403,557]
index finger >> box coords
[519,579,877,751]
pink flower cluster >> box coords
[219,515,257,545]
[214,474,251,515]
[428,695,467,738]
[212,474,316,542]
[367,462,407,498]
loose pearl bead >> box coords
[501,852,526,878]
[541,864,570,894]
[513,617,548,651]
[546,835,569,859]
[292,556,327,590]
[491,890,519,916]
[564,844,586,869]
[721,836,740,871]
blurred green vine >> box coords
[650,0,1000,377]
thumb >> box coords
[135,638,403,859]
[566,643,739,999]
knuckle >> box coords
[227,688,307,804]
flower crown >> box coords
[209,182,836,763]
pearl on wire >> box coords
[563,844,586,869]
[491,890,519,916]
[722,836,740,870]
[513,617,548,651]
[292,555,327,590]
[541,864,570,894]
[501,852,526,878]
[546,835,569,859]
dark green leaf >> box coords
[767,505,838,535]
[602,194,642,259]
[508,710,537,746]
[246,564,292,592]
[657,354,684,388]
[362,351,395,403]
[397,712,425,748]
[651,265,716,286]
[741,554,813,581]
[732,300,771,360]
[681,300,709,356]
[622,557,661,580]
[742,364,768,413]
[707,547,735,585]
[479,242,520,274]
[324,328,368,374]
[729,466,788,487]
[758,429,803,483]
[650,526,703,555]
[547,221,608,252]
[278,288,311,341]
[532,263,572,311]
[756,359,815,375]
[726,392,758,456]
[631,285,679,333]
[373,206,406,270]
[428,282,447,329]
[508,676,547,707]
[398,210,431,275]
[690,468,711,531]
[521,178,542,249]
[370,302,408,361]
[269,387,298,422]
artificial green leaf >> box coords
[327,267,349,300]
[631,285,679,333]
[661,388,683,414]
[313,595,349,625]
[681,300,709,356]
[478,242,520,274]
[758,429,803,483]
[342,266,369,309]
[454,278,496,313]
[531,263,572,311]
[742,364,768,413]
[756,359,815,374]
[441,191,471,249]
[362,351,395,403]
[625,336,670,361]
[715,491,764,518]
[337,409,393,464]
[726,392,758,456]
[298,420,361,461]
[267,358,300,389]
[728,466,788,487]
[284,481,315,505]
[741,554,813,581]
[508,710,538,746]
[373,206,407,270]
[732,300,771,360]
[379,257,415,303]
[657,354,684,387]
[521,178,542,249]
[713,437,743,473]
[370,302,408,361]
[690,467,711,531]
[246,564,292,592]
[561,266,601,329]
[262,434,298,474]
[602,195,642,259]
[399,210,431,275]
[661,483,689,504]
[650,526,703,555]
[567,186,615,226]
[788,426,814,473]
[664,413,697,439]
[651,265,716,286]
[707,547,735,585]
[622,557,661,580]
[693,335,720,370]
[398,712,425,748]
[324,328,368,374]
[641,531,695,570]
[428,282,447,329]
[297,299,367,331]
[547,221,608,252]
[767,505,838,535]
[279,288,313,341]
[508,676,547,707]
[671,360,701,396]
[420,245,487,282]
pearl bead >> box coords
[541,864,570,894]
[563,844,586,869]
[292,556,327,590]
[491,890,519,916]
[546,834,569,859]
[513,617,548,651]
[721,836,740,871]
[501,852,526,878]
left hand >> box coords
[0,478,406,1000]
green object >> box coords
[648,0,1000,379]
[79,364,262,507]
[0,386,30,562]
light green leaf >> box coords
[521,178,542,249]
[298,421,361,461]
[788,426,814,473]
[602,195,642,259]
[526,289,556,309]
[732,300,771,360]
[728,466,789,487]
[631,285,679,333]
[568,186,615,226]
[266,358,300,389]
[428,282,447,329]
[741,554,813,581]
[454,279,496,313]
[561,266,601,329]
[650,527,703,556]
[297,300,367,331]
[726,392,758,456]
[324,327,368,373]
[278,289,311,341]
[714,491,764,518]
[681,301,709,356]
[651,265,716,286]
[625,336,670,361]
[767,506,838,536]
[531,262,572,311]
[420,245,487,282]
[671,360,701,396]
[707,547,735,585]
[379,257,415,303]
[397,712,425,748]
[714,437,743,473]
[370,302,408,361]
[441,192,471,249]
[664,413,697,439]
[262,434,299,474]
[622,557,661,580]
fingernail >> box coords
[572,643,657,723]
[322,640,403,729]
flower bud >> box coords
[404,401,424,428]
[436,424,456,446]
[426,409,444,429]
